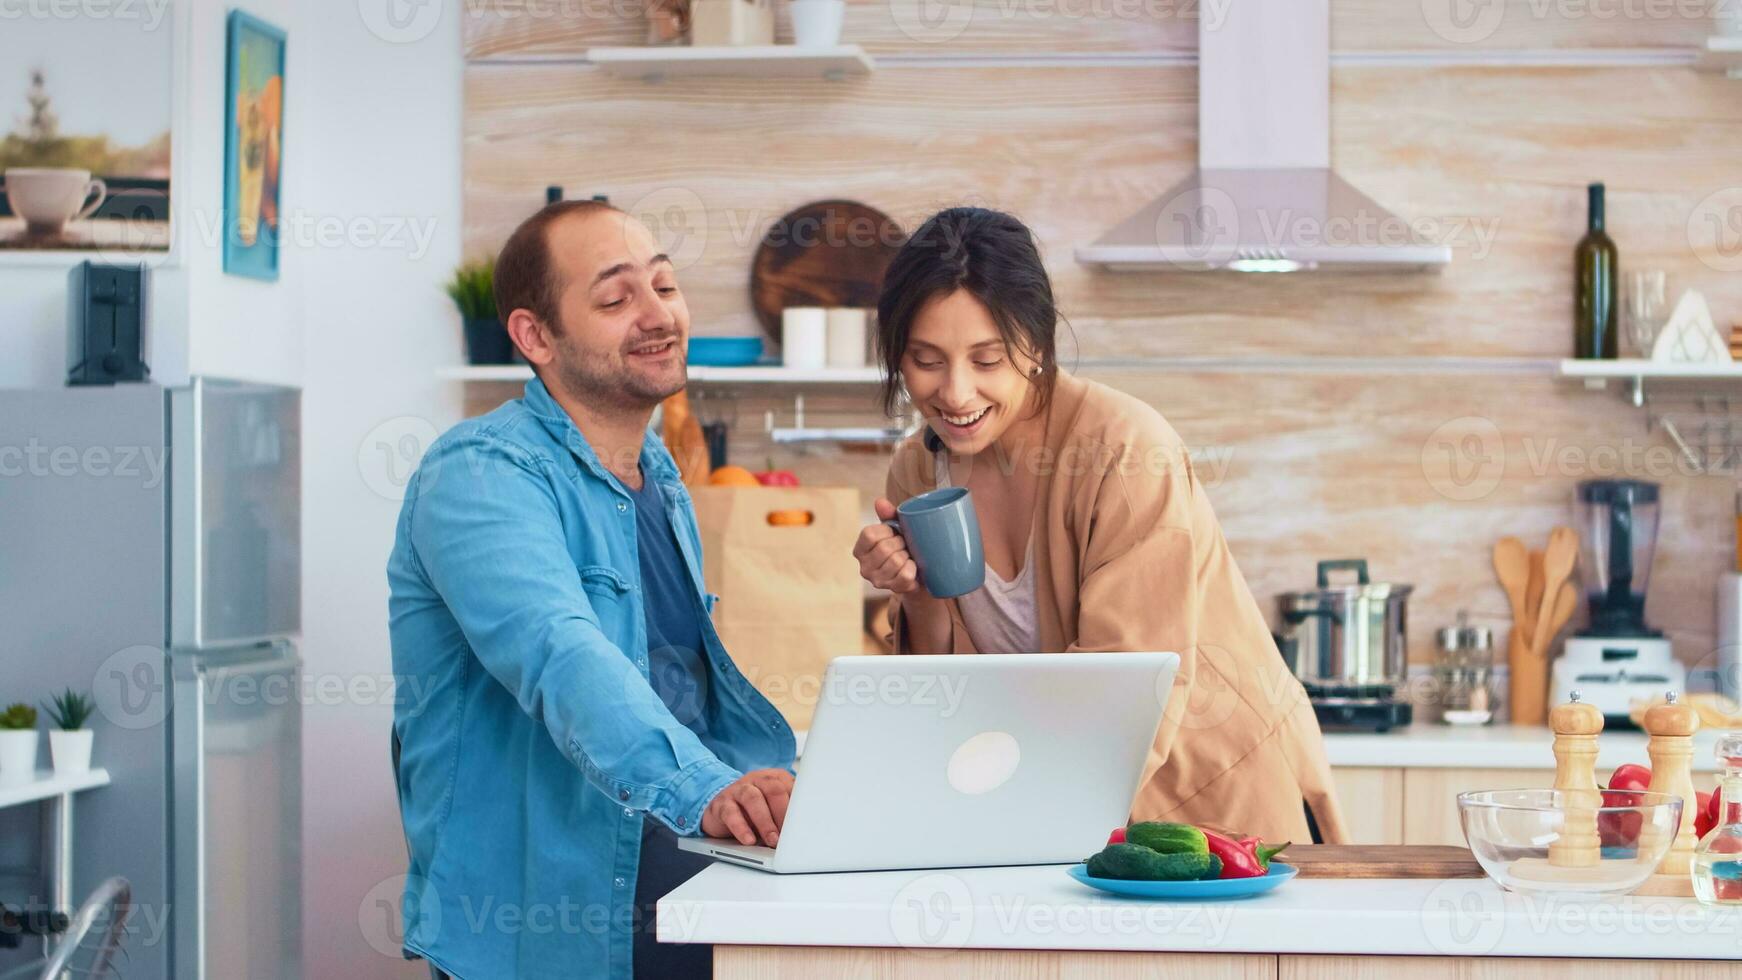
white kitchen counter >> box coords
[1323,723,1726,771]
[658,862,1742,960]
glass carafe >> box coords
[1693,732,1742,905]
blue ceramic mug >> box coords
[884,487,985,599]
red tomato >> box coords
[754,470,799,487]
[1697,790,1716,840]
[1108,827,1126,845]
[1598,810,1642,849]
[1608,764,1652,793]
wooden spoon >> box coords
[1530,527,1581,659]
[1524,549,1545,650]
[1493,537,1532,639]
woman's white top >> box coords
[934,451,1041,655]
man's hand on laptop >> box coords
[701,769,793,847]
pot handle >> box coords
[1316,558,1370,588]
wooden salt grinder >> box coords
[1645,692,1702,877]
[1548,692,1604,868]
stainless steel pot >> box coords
[1276,559,1412,690]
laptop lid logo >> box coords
[946,731,1020,795]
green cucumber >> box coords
[1086,844,1214,881]
[1125,822,1209,857]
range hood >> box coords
[1076,0,1450,273]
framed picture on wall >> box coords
[0,12,174,257]
[223,10,284,281]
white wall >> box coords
[0,0,305,389]
[295,1,462,976]
[3,2,465,974]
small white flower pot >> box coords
[789,0,845,48]
[0,730,40,784]
[49,730,93,775]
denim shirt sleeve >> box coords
[406,433,740,834]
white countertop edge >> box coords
[1321,726,1727,772]
[658,865,1742,959]
[791,726,1727,771]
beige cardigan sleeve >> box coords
[1063,439,1202,792]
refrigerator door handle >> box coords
[193,651,303,681]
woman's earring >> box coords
[1029,365,1042,378]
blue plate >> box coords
[1067,862,1297,900]
[688,337,765,367]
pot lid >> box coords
[1277,558,1414,601]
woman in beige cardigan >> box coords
[852,207,1348,845]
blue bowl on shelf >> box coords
[688,337,765,367]
[1066,862,1297,900]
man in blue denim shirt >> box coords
[387,201,797,980]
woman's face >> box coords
[900,289,1039,455]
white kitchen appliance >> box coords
[1550,480,1684,723]
[678,652,1178,874]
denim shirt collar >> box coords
[522,377,681,488]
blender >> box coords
[1550,479,1685,724]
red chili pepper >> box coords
[1202,828,1290,879]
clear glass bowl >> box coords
[1458,789,1685,897]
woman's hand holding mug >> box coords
[854,497,920,594]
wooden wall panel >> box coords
[461,17,1742,682]
[463,0,1715,58]
[465,64,1742,358]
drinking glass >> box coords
[1624,270,1668,358]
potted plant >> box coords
[0,703,39,783]
[42,689,95,775]
[446,259,516,365]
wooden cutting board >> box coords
[1285,845,1484,879]
[749,200,904,342]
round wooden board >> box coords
[749,200,905,343]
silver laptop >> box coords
[677,651,1179,874]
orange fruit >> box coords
[707,465,761,487]
[767,510,813,527]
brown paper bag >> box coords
[692,486,864,729]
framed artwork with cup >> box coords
[0,17,173,255]
[223,10,285,281]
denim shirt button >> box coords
[676,816,687,828]
[618,789,630,801]
[614,876,627,888]
[616,501,627,513]
[623,807,634,817]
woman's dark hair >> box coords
[875,207,1060,417]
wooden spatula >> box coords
[1524,549,1545,649]
[1530,527,1580,660]
[1493,537,1532,640]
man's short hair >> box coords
[493,199,623,331]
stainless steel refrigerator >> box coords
[0,377,302,979]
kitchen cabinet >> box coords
[1399,768,1556,846]
[1328,768,1404,845]
[1329,766,1553,846]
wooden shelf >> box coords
[586,45,874,80]
[438,364,882,384]
[0,768,111,810]
[1697,35,1742,75]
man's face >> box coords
[542,210,690,409]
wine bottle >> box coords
[1574,182,1618,359]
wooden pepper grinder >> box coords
[1645,692,1701,879]
[1548,691,1604,868]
